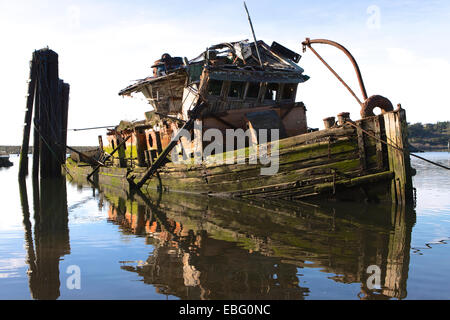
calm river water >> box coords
[0,153,449,300]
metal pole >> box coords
[243,2,263,67]
[302,38,368,101]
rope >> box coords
[345,120,450,171]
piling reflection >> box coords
[19,177,70,300]
[93,182,415,300]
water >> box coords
[0,153,449,300]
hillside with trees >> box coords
[408,121,449,151]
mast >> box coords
[243,1,263,67]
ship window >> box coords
[228,81,245,98]
[282,83,297,100]
[246,82,260,99]
[148,134,154,148]
[207,80,223,96]
[264,83,279,101]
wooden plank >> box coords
[384,112,397,202]
[356,121,367,172]
[19,55,37,177]
[60,82,70,163]
[163,136,358,179]
[373,116,384,170]
[383,109,413,204]
[32,76,40,179]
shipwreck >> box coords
[66,37,414,205]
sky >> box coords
[0,0,449,146]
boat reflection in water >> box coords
[19,177,70,300]
[95,180,415,300]
[18,173,414,300]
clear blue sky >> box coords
[1,0,449,145]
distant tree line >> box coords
[408,121,449,151]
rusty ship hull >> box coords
[66,108,413,204]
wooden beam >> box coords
[373,116,384,170]
[19,55,37,177]
[356,121,367,172]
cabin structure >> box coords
[116,40,310,163]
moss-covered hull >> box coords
[66,109,413,204]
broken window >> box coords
[188,63,203,83]
[228,81,245,98]
[264,83,279,101]
[282,83,297,100]
[246,82,260,99]
[207,80,223,96]
[148,134,154,148]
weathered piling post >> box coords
[18,53,37,177]
[19,48,70,179]
[60,81,70,164]
[383,106,413,204]
[32,78,41,179]
[37,49,61,178]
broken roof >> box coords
[118,39,308,97]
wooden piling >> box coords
[383,107,413,204]
[38,49,61,178]
[19,48,70,179]
[18,55,37,177]
[32,76,41,179]
[60,82,70,164]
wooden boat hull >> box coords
[66,109,414,204]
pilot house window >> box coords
[228,81,245,98]
[246,82,260,99]
[282,83,297,100]
[264,83,279,101]
[207,80,223,96]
